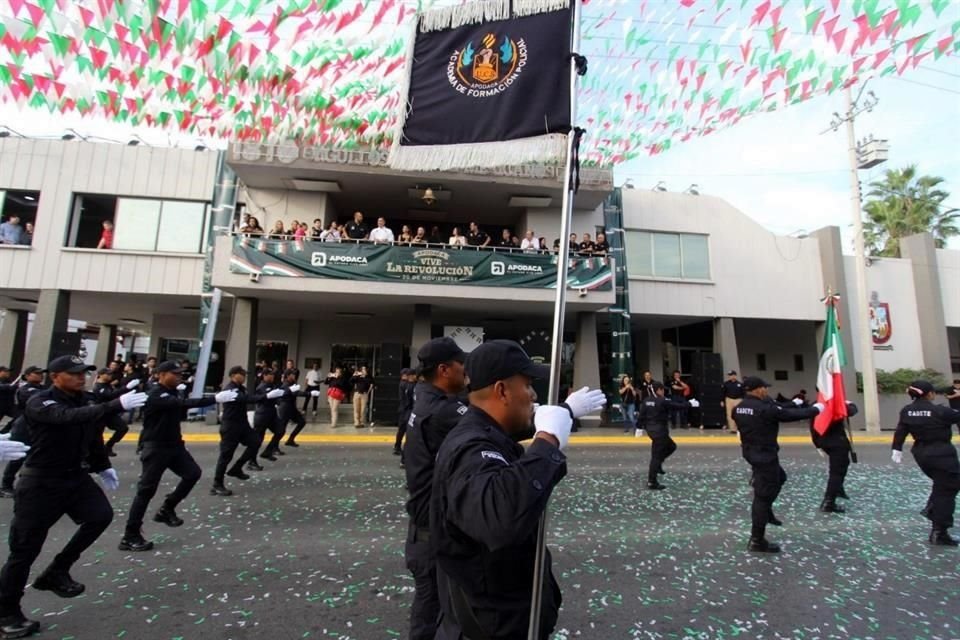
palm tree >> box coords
[862,165,959,257]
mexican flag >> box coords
[813,297,848,435]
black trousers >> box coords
[285,411,307,442]
[0,472,112,615]
[104,413,129,449]
[914,443,960,529]
[395,411,410,451]
[125,445,201,535]
[648,434,677,483]
[214,428,261,484]
[744,447,787,539]
[302,386,320,413]
[823,442,851,500]
[257,414,285,455]
[405,523,439,640]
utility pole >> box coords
[825,85,887,433]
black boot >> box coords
[32,568,85,598]
[246,461,264,472]
[226,468,250,481]
[647,481,665,490]
[0,610,40,639]
[747,537,781,553]
[275,448,286,455]
[209,484,233,497]
[768,510,783,526]
[105,445,117,457]
[837,487,849,500]
[820,498,846,513]
[260,450,277,461]
[921,504,933,521]
[392,447,401,456]
[929,527,959,547]
[118,531,154,552]
[285,440,299,448]
[154,504,185,527]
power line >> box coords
[616,168,848,178]
[918,65,960,80]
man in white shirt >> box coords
[303,363,322,417]
[369,217,395,244]
[520,230,539,253]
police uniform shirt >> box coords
[733,395,821,449]
[811,403,858,449]
[344,220,369,239]
[253,382,281,423]
[466,230,490,246]
[16,382,43,411]
[892,398,960,451]
[639,396,689,436]
[429,406,566,638]
[93,380,125,403]
[0,380,16,418]
[22,386,121,473]
[219,380,264,434]
[276,381,305,420]
[722,380,745,399]
[404,383,468,529]
[140,385,215,445]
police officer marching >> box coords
[118,361,237,552]
[255,369,288,462]
[211,365,280,497]
[0,355,144,639]
[733,376,824,553]
[638,381,699,490]
[278,369,317,448]
[0,366,47,499]
[402,338,468,640]
[891,380,960,546]
[92,367,139,457]
[393,368,415,459]
[430,340,605,639]
[810,400,859,514]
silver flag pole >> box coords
[528,1,583,638]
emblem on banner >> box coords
[448,33,527,97]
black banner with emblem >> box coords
[230,238,612,290]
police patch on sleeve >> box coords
[481,450,508,465]
[42,400,57,407]
[457,404,468,415]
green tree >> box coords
[862,165,959,257]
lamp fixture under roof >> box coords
[409,186,450,206]
[652,181,667,192]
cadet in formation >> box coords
[0,367,46,499]
[810,399,859,514]
[638,381,698,490]
[255,369,287,461]
[91,367,139,457]
[393,368,416,459]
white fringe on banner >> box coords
[387,134,568,172]
[419,0,510,32]
[512,0,571,18]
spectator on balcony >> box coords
[466,221,490,248]
[240,216,264,237]
[97,220,114,250]
[268,220,286,240]
[19,223,33,247]
[0,216,22,245]
[288,220,300,237]
[496,228,513,248]
[293,222,307,241]
[579,232,596,256]
[539,237,548,252]
[310,219,324,240]
[568,232,578,252]
[520,230,539,253]
[552,238,560,253]
[594,232,609,256]
[428,226,444,245]
[369,217,395,244]
[413,227,427,245]
[398,225,414,244]
[345,211,369,241]
[511,236,521,249]
[319,221,341,243]
[448,227,467,247]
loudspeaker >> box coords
[692,352,723,385]
[373,343,405,424]
[50,332,82,360]
[692,352,725,427]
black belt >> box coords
[19,467,85,478]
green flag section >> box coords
[229,238,612,290]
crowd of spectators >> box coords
[0,216,33,246]
[237,211,609,256]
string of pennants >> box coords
[0,0,955,165]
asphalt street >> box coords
[0,440,956,640]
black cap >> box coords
[908,380,935,397]
[47,356,93,374]
[261,368,276,377]
[727,370,737,376]
[400,368,412,376]
[23,365,47,376]
[417,337,466,368]
[742,376,770,391]
[229,365,248,376]
[465,340,549,391]
[155,361,183,374]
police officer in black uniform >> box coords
[393,369,415,457]
[733,376,823,553]
[0,355,144,639]
[891,380,960,546]
[279,370,316,448]
[402,338,468,640]
[119,361,237,552]
[430,340,605,639]
[810,399,859,513]
[0,367,17,428]
[92,368,139,457]
[211,366,284,496]
[255,369,288,461]
[638,382,699,490]
[0,366,46,498]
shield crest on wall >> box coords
[869,297,892,345]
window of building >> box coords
[794,354,804,371]
[756,353,767,371]
[0,189,40,245]
[67,194,208,252]
[625,230,710,279]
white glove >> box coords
[266,388,285,400]
[0,440,29,462]
[289,384,301,394]
[126,379,140,390]
[891,449,903,464]
[792,398,804,406]
[688,398,700,408]
[534,405,573,450]
[812,402,825,413]
[0,433,10,440]
[215,390,239,404]
[99,468,119,491]
[563,386,606,419]
[120,391,147,411]
[311,390,321,397]
[176,383,187,392]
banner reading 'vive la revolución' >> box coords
[230,238,612,291]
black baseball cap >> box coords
[908,380,935,397]
[23,365,47,376]
[727,370,737,376]
[742,376,770,391]
[417,337,466,368]
[229,365,248,376]
[400,368,412,376]
[155,361,183,374]
[47,356,93,374]
[465,340,549,391]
